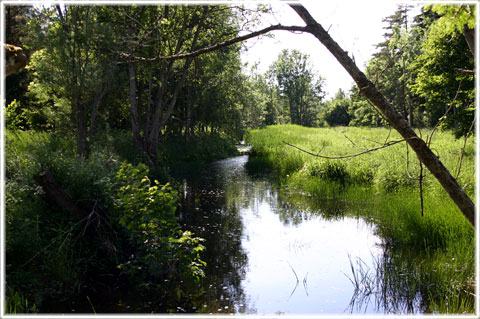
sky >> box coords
[240,0,422,99]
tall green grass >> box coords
[246,125,474,197]
[245,124,475,314]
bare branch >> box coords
[283,138,414,160]
[405,144,419,181]
[119,24,308,62]
[454,68,475,75]
[455,117,475,179]
[426,80,463,146]
[289,4,475,227]
[342,133,368,151]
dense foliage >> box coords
[5,130,213,312]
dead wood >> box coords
[35,169,94,219]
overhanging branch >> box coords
[283,138,414,160]
[120,24,308,62]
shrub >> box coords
[114,162,206,284]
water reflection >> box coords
[345,247,425,313]
[177,155,423,314]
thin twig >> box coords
[383,128,392,145]
[427,80,463,147]
[343,133,368,151]
[405,144,419,181]
[455,117,475,179]
[288,263,300,298]
[283,138,415,160]
[21,214,92,268]
[419,160,424,217]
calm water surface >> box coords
[176,155,420,314]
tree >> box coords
[409,5,475,136]
[365,5,424,127]
[184,44,246,139]
[289,4,475,227]
[271,49,324,126]
[13,3,475,226]
[347,85,384,127]
[117,5,253,167]
[322,89,352,126]
[26,6,118,156]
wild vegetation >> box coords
[246,124,475,313]
[4,2,475,315]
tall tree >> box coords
[271,49,324,126]
[409,5,475,136]
[365,5,421,127]
[118,5,247,167]
[27,6,118,156]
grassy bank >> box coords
[245,124,475,314]
[5,129,238,313]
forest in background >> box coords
[3,3,476,314]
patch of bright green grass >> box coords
[246,124,475,314]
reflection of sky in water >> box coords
[204,155,383,314]
[181,155,423,315]
[240,201,382,314]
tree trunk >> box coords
[75,95,86,158]
[290,4,475,227]
[87,58,117,144]
[463,24,475,57]
[35,169,88,219]
[128,62,154,168]
[185,85,192,141]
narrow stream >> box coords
[176,155,423,314]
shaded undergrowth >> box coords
[5,129,238,313]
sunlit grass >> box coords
[245,124,475,314]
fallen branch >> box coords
[35,169,88,218]
[454,68,475,75]
[289,4,475,227]
[283,138,413,160]
[455,117,475,179]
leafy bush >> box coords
[5,131,206,312]
[114,162,206,284]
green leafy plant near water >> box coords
[115,162,206,285]
[246,124,475,313]
[5,130,236,313]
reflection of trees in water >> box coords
[276,190,349,226]
[345,246,426,314]
[176,158,250,314]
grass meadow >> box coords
[245,124,476,314]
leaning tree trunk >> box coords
[290,4,475,227]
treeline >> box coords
[6,5,272,167]
[6,4,475,155]
[244,5,475,136]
